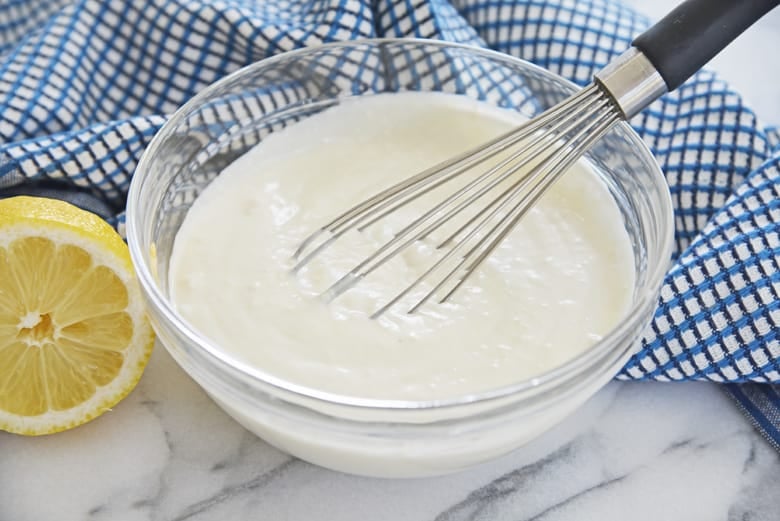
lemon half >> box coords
[0,196,154,435]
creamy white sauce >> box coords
[169,92,635,402]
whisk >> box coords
[293,0,779,318]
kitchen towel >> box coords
[0,0,778,447]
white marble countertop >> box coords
[2,2,779,520]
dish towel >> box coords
[0,0,778,448]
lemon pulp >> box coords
[0,196,154,435]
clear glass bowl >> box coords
[127,39,674,478]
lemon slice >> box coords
[0,196,154,435]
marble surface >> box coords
[2,2,780,520]
[2,349,780,521]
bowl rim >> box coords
[127,37,675,411]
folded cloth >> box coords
[0,0,778,445]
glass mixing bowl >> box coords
[127,39,674,478]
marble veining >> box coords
[2,1,779,520]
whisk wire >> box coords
[433,90,613,248]
[319,90,609,304]
[433,110,622,308]
[292,85,601,272]
[370,90,620,318]
[398,102,620,316]
[329,92,613,288]
[354,85,607,234]
[296,84,624,318]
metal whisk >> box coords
[293,0,778,318]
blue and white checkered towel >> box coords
[1,0,778,448]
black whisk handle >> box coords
[632,0,779,91]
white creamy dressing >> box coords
[169,92,635,402]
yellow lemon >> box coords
[0,196,154,435]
